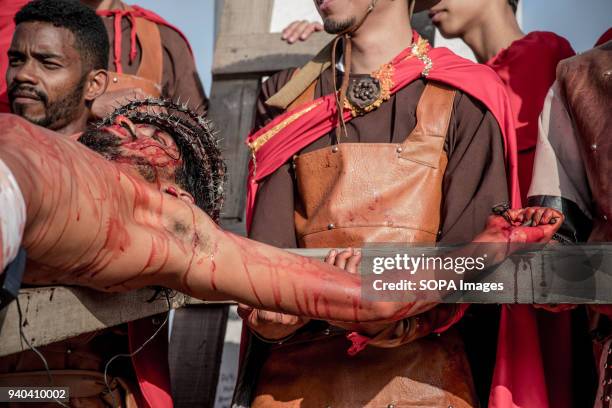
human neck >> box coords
[80,0,124,11]
[461,7,524,63]
[347,4,414,74]
[55,115,89,137]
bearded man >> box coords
[6,0,109,134]
[235,0,531,406]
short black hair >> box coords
[15,0,109,71]
[508,0,519,14]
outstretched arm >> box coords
[0,115,420,323]
[0,115,565,324]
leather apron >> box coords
[252,82,477,408]
[100,8,164,98]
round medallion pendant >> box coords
[347,76,382,111]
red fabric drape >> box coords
[0,0,30,113]
[486,32,575,408]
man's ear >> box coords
[163,184,195,205]
[84,69,109,102]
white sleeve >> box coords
[0,158,26,271]
[528,81,592,218]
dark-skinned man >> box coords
[5,2,220,405]
[6,1,109,135]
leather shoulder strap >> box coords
[399,81,456,168]
[265,40,334,109]
[286,69,318,111]
[133,14,163,85]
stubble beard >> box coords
[323,16,357,34]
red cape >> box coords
[595,27,612,46]
[487,31,574,203]
[486,32,575,408]
[0,0,30,113]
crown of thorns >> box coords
[95,98,226,222]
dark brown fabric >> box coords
[250,67,509,247]
[101,16,208,112]
[556,42,612,242]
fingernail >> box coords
[355,250,361,256]
[550,217,558,224]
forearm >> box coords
[179,229,435,323]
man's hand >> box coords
[324,247,362,274]
[475,206,564,244]
[238,304,310,341]
[324,248,387,335]
[281,20,323,43]
[473,206,564,264]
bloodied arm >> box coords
[0,114,432,323]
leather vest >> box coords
[557,42,612,242]
[252,82,477,408]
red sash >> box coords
[246,35,521,230]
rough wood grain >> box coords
[0,286,198,357]
[213,32,332,76]
[210,0,277,231]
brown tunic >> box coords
[101,15,208,112]
[250,68,509,247]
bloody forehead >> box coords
[101,116,174,144]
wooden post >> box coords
[209,0,275,235]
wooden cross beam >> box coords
[2,246,611,357]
